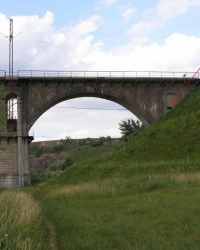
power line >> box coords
[52,106,200,111]
[0,40,164,46]
[53,106,126,110]
[1,31,171,37]
[0,31,171,46]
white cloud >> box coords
[0,12,104,71]
[84,32,200,72]
[68,15,103,36]
[160,33,200,70]
[192,0,200,7]
[0,11,199,74]
[127,20,160,36]
[0,12,199,73]
[156,0,200,20]
[122,8,135,23]
[128,0,200,41]
[0,13,9,34]
[12,11,54,34]
[156,0,191,20]
[101,0,118,6]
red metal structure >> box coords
[171,67,200,103]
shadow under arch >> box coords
[27,88,150,132]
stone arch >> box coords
[6,93,18,102]
[26,86,150,131]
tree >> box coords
[106,135,111,141]
[118,118,144,137]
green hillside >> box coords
[124,88,200,162]
[29,137,120,184]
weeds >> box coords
[0,190,45,250]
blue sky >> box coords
[0,0,200,140]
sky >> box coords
[0,0,200,140]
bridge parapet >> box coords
[15,70,200,79]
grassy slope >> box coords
[124,90,200,162]
[29,86,200,249]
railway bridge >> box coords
[0,70,199,187]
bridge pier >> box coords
[0,134,31,188]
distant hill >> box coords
[29,136,120,184]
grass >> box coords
[0,190,48,250]
[51,159,200,186]
[31,171,200,250]
[122,87,200,162]
[68,141,120,163]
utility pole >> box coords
[8,18,14,120]
[8,19,24,188]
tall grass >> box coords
[0,190,45,250]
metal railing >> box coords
[16,70,200,79]
[0,70,199,79]
[0,70,6,78]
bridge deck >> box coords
[0,70,199,80]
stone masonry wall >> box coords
[0,136,30,188]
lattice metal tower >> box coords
[8,18,14,120]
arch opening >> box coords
[30,97,141,141]
[28,89,150,135]
[6,93,18,131]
